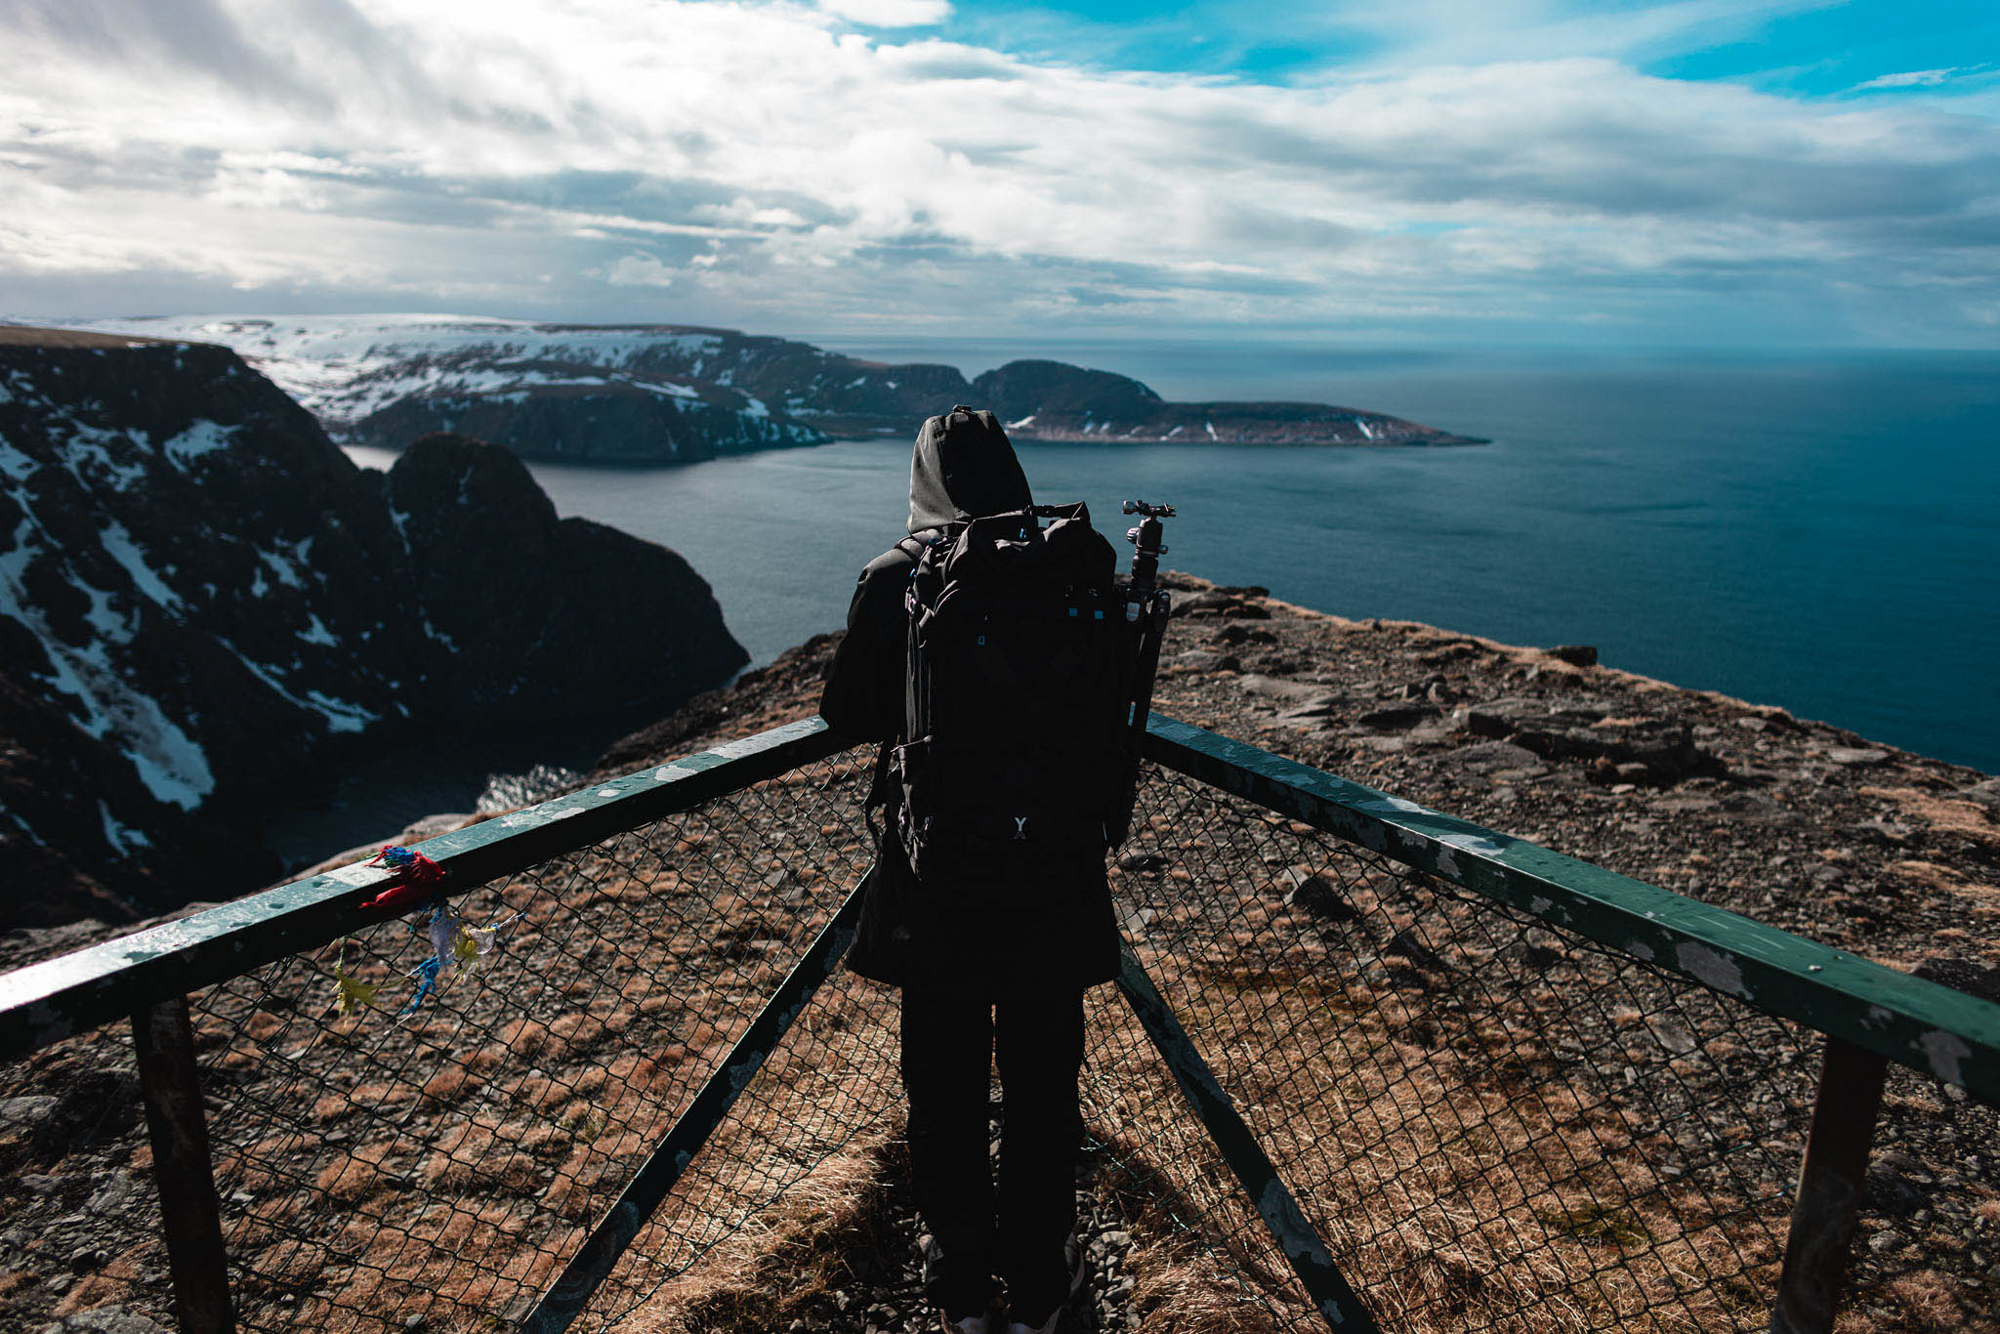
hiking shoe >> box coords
[923,1233,997,1328]
[1005,1235,1086,1334]
[1003,1308,1062,1334]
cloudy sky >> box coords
[3,0,1996,347]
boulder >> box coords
[1436,740,1549,777]
[39,1307,170,1334]
[1960,778,2000,812]
[1170,649,1242,674]
[1355,704,1437,732]
[1448,697,1722,787]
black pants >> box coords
[901,987,1086,1318]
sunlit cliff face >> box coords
[2,0,1997,346]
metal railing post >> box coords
[1115,947,1377,1332]
[516,876,870,1333]
[132,996,235,1334]
[1769,1036,1889,1334]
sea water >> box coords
[315,345,1997,867]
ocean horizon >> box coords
[307,342,1997,868]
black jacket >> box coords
[820,408,1120,997]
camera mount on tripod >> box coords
[1122,499,1175,594]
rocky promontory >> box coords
[970,359,1483,445]
[0,326,746,928]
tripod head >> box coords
[1122,498,1175,601]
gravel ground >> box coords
[3,573,1995,1332]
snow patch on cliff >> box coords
[8,567,212,806]
[0,439,37,482]
[99,801,151,855]
[80,581,132,644]
[42,623,271,801]
[64,423,150,492]
[163,419,240,466]
[260,545,306,590]
[0,521,215,808]
[99,519,181,609]
[639,380,701,399]
[224,641,379,735]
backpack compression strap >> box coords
[862,740,895,851]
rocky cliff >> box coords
[0,326,746,928]
[69,317,1481,453]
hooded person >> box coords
[821,405,1114,1334]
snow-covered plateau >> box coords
[56,315,926,462]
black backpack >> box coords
[892,498,1157,893]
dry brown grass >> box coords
[613,1131,904,1332]
[1859,787,2000,852]
[0,323,177,348]
[1077,977,1776,1333]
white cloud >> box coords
[0,0,1994,344]
[690,199,813,229]
[1307,0,1835,71]
[1853,68,1958,91]
[819,0,951,27]
[595,253,678,288]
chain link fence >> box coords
[199,744,896,1331]
[2,719,1994,1333]
[1079,758,1998,1334]
[1093,764,1805,1331]
[0,741,903,1332]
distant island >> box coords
[57,315,1486,461]
[970,358,1485,446]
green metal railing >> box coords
[1122,719,1999,1331]
[1142,716,1999,1101]
[0,720,849,1065]
[0,714,1993,1333]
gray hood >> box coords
[908,406,1032,534]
